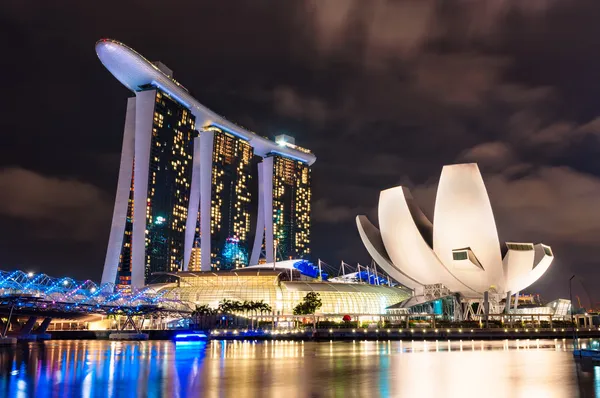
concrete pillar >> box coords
[505,291,512,313]
[36,318,52,334]
[199,131,215,271]
[20,317,38,335]
[484,291,490,329]
[513,291,519,310]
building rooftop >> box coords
[96,38,316,165]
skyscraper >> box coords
[97,39,315,289]
[272,154,311,261]
[101,85,196,290]
[203,126,254,270]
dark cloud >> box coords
[1,0,600,303]
[0,168,112,242]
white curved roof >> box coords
[378,186,475,293]
[95,39,316,165]
[433,163,504,292]
[245,259,301,271]
[506,244,553,293]
[356,215,423,289]
[357,163,553,297]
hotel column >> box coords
[183,136,201,270]
[199,130,215,271]
[130,90,156,289]
[261,157,274,263]
[101,97,136,285]
[249,162,266,265]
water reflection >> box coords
[0,339,596,397]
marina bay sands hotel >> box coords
[96,39,316,289]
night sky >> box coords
[2,1,600,305]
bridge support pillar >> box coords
[36,318,52,334]
[20,317,38,335]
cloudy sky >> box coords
[2,0,600,304]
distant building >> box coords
[97,39,316,288]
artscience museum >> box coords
[357,163,555,318]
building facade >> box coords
[272,154,311,261]
[97,39,316,288]
[203,126,254,270]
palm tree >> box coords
[253,301,272,329]
[192,304,215,317]
[251,301,265,329]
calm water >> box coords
[0,339,597,397]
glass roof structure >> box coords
[150,271,411,316]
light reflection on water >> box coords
[0,339,596,397]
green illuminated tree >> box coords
[293,292,322,330]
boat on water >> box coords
[174,332,208,342]
[573,339,600,360]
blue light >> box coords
[150,80,191,108]
[174,332,208,341]
[210,122,251,141]
[270,150,309,164]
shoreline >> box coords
[42,328,600,342]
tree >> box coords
[192,304,216,317]
[293,292,322,330]
[192,304,216,329]
[218,299,244,327]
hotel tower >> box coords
[96,39,316,289]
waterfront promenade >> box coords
[47,326,600,341]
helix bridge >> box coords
[0,270,194,320]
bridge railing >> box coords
[0,270,194,315]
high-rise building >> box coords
[101,86,196,290]
[271,154,311,261]
[205,126,254,270]
[97,39,316,289]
